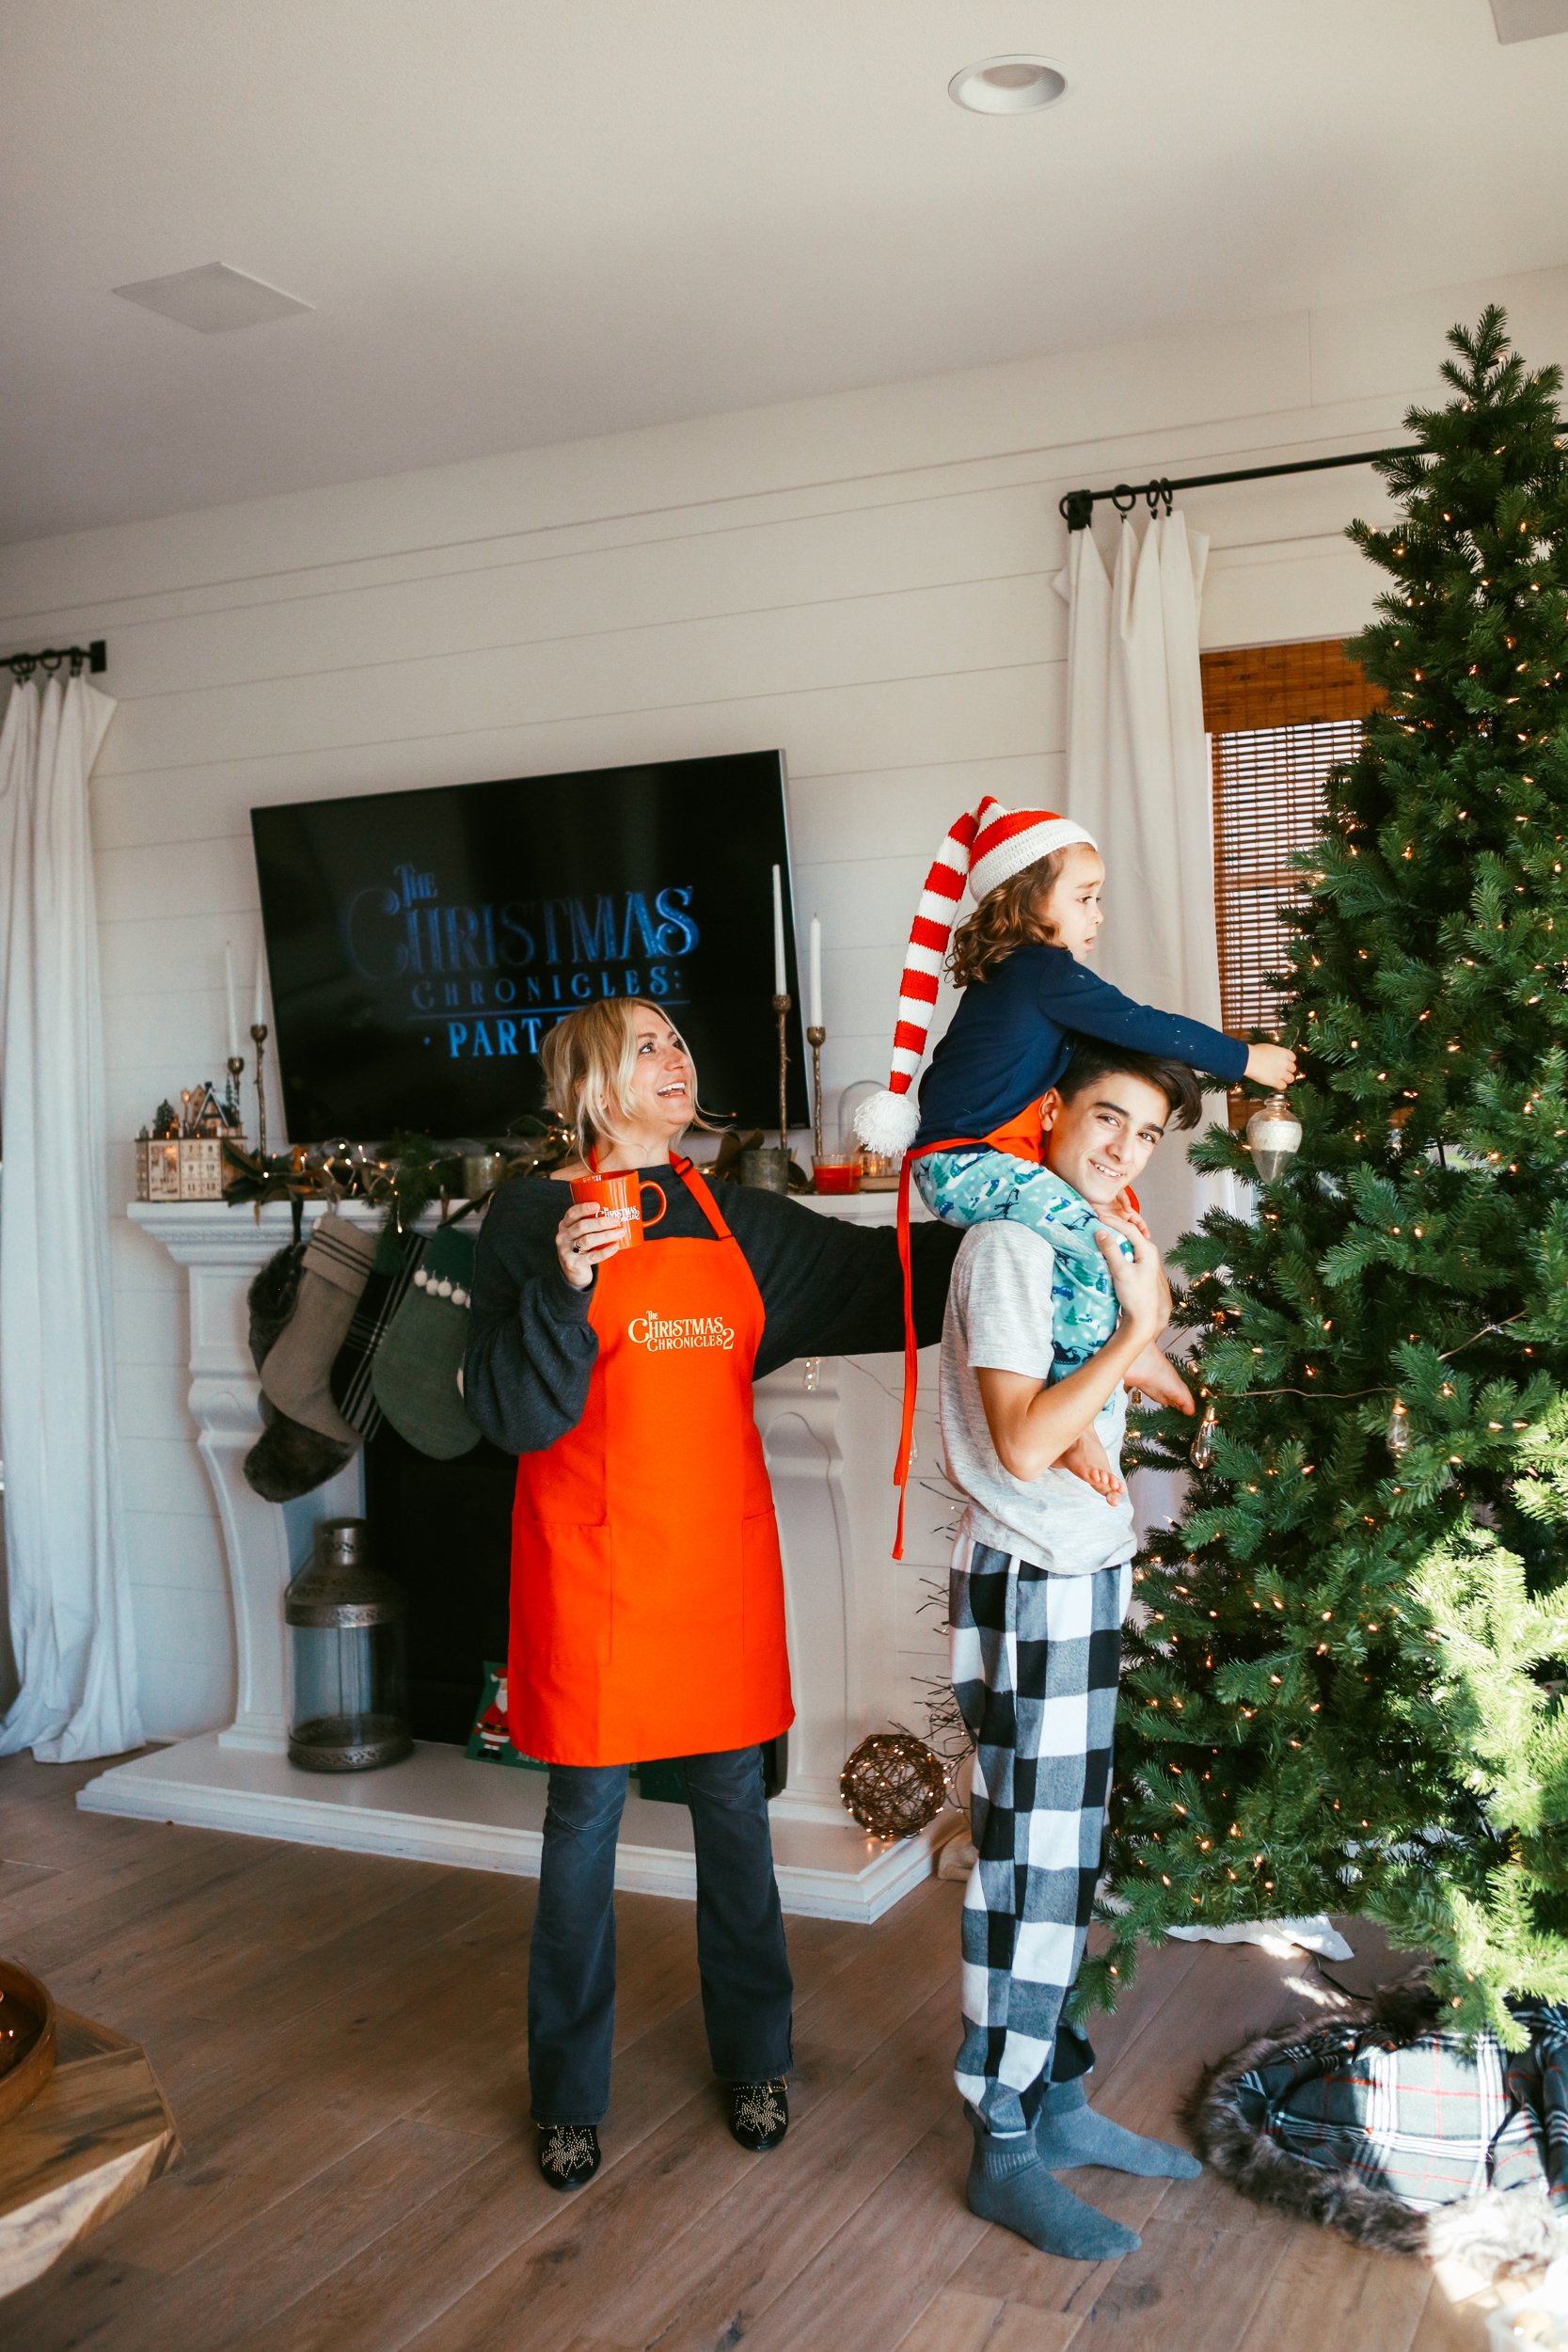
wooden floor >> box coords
[0,1754,1495,2352]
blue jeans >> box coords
[528,1743,794,2124]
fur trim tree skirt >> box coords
[1189,1978,1568,2278]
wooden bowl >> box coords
[0,1959,56,2128]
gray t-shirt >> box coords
[938,1221,1136,1574]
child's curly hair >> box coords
[948,850,1068,987]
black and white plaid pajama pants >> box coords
[950,1534,1133,2137]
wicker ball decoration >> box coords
[839,1731,947,1840]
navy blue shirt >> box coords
[912,944,1247,1149]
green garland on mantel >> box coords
[220,1117,576,1228]
[218,1116,815,1225]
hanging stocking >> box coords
[244,1413,356,1503]
[330,1224,427,1440]
[244,1229,357,1501]
[259,1212,375,1441]
[372,1223,482,1459]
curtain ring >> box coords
[1109,484,1137,516]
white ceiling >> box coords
[6,0,1568,546]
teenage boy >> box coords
[941,1041,1205,2261]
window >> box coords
[1202,641,1384,1122]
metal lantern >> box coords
[1245,1091,1303,1183]
[285,1518,412,1772]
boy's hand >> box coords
[1112,1193,1150,1237]
[1095,1210,1170,1346]
[1243,1041,1298,1089]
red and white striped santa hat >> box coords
[853,794,1097,1156]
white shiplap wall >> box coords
[4,259,1566,1740]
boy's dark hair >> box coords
[1057,1040,1204,1130]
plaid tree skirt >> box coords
[1195,1979,1568,2271]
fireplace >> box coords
[82,1195,955,1922]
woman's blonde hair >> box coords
[539,997,713,1161]
[948,850,1069,987]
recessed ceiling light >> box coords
[948,56,1068,115]
[112,262,315,335]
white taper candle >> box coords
[771,865,786,998]
[809,915,822,1031]
[253,944,265,1029]
[224,943,239,1061]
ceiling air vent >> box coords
[111,262,314,335]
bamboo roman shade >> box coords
[1202,638,1386,735]
[1203,640,1384,1041]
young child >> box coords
[856,795,1296,1542]
[941,1040,1205,2261]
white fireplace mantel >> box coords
[81,1188,955,1921]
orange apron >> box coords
[508,1156,795,1767]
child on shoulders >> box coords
[857,795,1295,1538]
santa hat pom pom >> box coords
[853,1089,920,1157]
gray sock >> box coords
[967,2128,1140,2260]
[1035,2077,1201,2179]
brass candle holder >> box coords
[226,1054,245,1147]
[740,994,796,1192]
[806,1025,826,1163]
[250,1023,269,1161]
[772,992,791,1154]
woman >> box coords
[464,996,958,2190]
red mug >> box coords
[569,1171,667,1256]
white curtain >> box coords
[1054,511,1241,1257]
[0,673,142,1761]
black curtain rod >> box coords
[1,637,107,684]
[1058,445,1424,531]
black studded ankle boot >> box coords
[728,2079,789,2152]
[536,2122,602,2189]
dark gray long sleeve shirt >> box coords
[464,1167,961,1457]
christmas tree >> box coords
[1092,309,1568,2042]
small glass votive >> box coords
[857,1150,901,1192]
[812,1154,862,1196]
[738,1145,793,1193]
[462,1149,506,1199]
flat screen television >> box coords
[249,750,809,1143]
